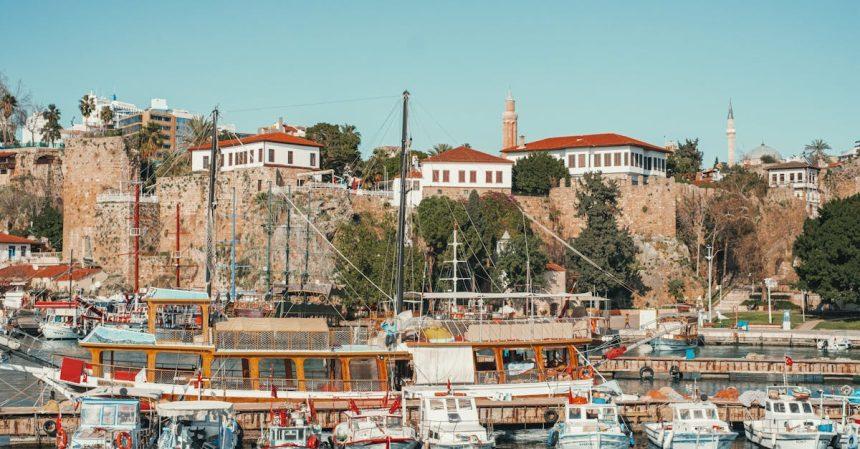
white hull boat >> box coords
[40,322,80,340]
[743,387,835,449]
[643,402,736,449]
[416,392,495,449]
[547,391,631,449]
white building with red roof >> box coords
[420,145,513,199]
[500,93,669,185]
[188,131,323,172]
[0,233,37,264]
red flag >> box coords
[447,378,452,393]
[308,398,317,421]
[785,356,794,367]
[388,396,402,414]
[567,389,574,404]
[349,399,361,415]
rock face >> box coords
[0,146,64,199]
[633,236,702,307]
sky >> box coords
[3,0,859,163]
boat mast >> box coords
[230,186,237,301]
[205,108,219,297]
[393,90,410,316]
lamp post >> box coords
[705,245,714,322]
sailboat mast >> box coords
[393,90,410,315]
[205,108,219,297]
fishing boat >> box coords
[415,392,494,449]
[155,401,240,449]
[643,402,737,449]
[816,337,852,352]
[66,397,156,449]
[546,390,631,449]
[258,402,325,449]
[37,301,81,340]
[649,312,698,352]
[331,400,419,449]
[744,386,836,449]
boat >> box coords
[743,386,836,449]
[155,401,240,449]
[415,392,494,449]
[66,397,157,449]
[547,390,631,449]
[643,402,737,449]
[331,401,419,449]
[817,337,852,352]
[257,402,325,449]
[649,311,699,352]
[37,301,82,340]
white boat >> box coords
[36,301,81,340]
[743,387,836,449]
[817,337,852,351]
[643,402,737,449]
[332,404,419,449]
[547,392,631,449]
[155,401,240,449]
[417,393,494,449]
[258,403,325,449]
[68,397,156,449]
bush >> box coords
[512,153,569,195]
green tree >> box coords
[803,139,832,165]
[41,104,62,147]
[566,172,644,306]
[430,143,452,155]
[667,138,703,179]
[512,152,569,195]
[760,154,777,164]
[178,116,213,149]
[305,122,361,174]
[717,165,768,198]
[27,199,63,251]
[793,194,860,305]
[495,225,547,291]
[136,121,165,159]
[1,93,17,146]
[99,106,114,131]
[79,94,95,126]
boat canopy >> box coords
[214,317,329,333]
[144,288,210,302]
[156,400,234,418]
[410,347,475,385]
[83,326,156,345]
[464,321,582,341]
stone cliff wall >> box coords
[0,146,64,200]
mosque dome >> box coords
[743,142,782,163]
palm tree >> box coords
[137,122,165,159]
[41,104,62,147]
[178,115,213,148]
[99,106,114,132]
[430,143,452,155]
[803,139,831,165]
[78,95,95,128]
[1,93,17,146]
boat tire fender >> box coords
[544,409,559,425]
[639,366,654,381]
[546,429,559,447]
[669,365,683,381]
[42,419,57,436]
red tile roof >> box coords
[0,151,16,158]
[394,169,422,180]
[0,264,77,284]
[423,146,513,164]
[34,265,74,279]
[766,161,816,170]
[56,268,102,282]
[546,262,566,272]
[502,133,668,154]
[0,233,37,245]
[188,131,323,152]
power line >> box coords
[224,95,400,114]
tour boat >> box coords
[155,401,240,449]
[816,337,852,352]
[258,402,325,449]
[546,391,631,449]
[37,301,82,340]
[66,397,156,449]
[331,402,419,449]
[743,386,836,449]
[649,315,698,352]
[643,402,737,449]
[415,392,494,449]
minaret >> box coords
[502,90,518,150]
[726,99,736,166]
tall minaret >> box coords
[502,90,518,150]
[726,99,736,166]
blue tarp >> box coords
[83,326,156,345]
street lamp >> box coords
[705,245,714,322]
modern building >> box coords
[117,99,196,152]
[188,131,323,173]
[766,160,821,216]
[499,93,669,185]
[421,145,513,199]
[0,233,36,264]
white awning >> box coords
[411,347,475,385]
[156,400,234,418]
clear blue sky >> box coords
[3,0,858,163]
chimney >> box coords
[517,135,525,148]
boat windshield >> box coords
[365,415,402,428]
[273,428,305,441]
[568,406,616,423]
[80,403,137,427]
[767,401,813,415]
[678,408,718,420]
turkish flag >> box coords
[785,356,794,366]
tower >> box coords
[502,90,518,150]
[726,99,736,166]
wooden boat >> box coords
[643,402,737,449]
[546,390,631,449]
[258,403,324,449]
[68,397,157,449]
[331,402,418,449]
[744,386,836,449]
[415,392,494,449]
[155,401,240,449]
[36,301,82,340]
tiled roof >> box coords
[188,131,323,151]
[0,233,37,245]
[766,161,816,170]
[502,133,668,154]
[423,146,513,164]
[0,264,75,283]
[56,267,102,282]
[394,169,422,179]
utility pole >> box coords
[283,186,292,285]
[230,186,237,302]
[393,90,410,316]
[705,244,713,322]
[265,181,273,297]
[302,187,311,289]
[133,180,140,294]
[174,203,181,288]
[205,108,219,297]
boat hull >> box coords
[744,423,834,449]
[558,432,629,449]
[427,442,494,449]
[650,338,696,352]
[40,324,80,340]
[644,427,737,449]
[336,439,420,449]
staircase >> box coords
[715,288,751,313]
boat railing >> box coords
[419,317,591,342]
[215,327,373,351]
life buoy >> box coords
[56,428,68,449]
[578,365,595,380]
[307,434,320,449]
[115,431,133,449]
[639,366,654,381]
[42,419,57,437]
[544,409,559,425]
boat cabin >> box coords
[419,394,488,443]
[155,401,238,449]
[671,403,721,422]
[565,402,619,425]
[72,398,153,449]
